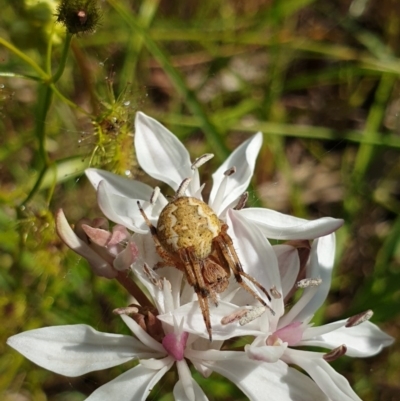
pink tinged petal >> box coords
[302,321,394,357]
[174,377,209,401]
[157,301,263,341]
[274,245,300,299]
[134,112,199,193]
[85,362,173,401]
[275,321,304,346]
[85,168,154,199]
[120,314,166,354]
[55,209,117,279]
[162,331,189,361]
[81,224,111,246]
[245,342,287,363]
[209,133,262,215]
[295,233,336,322]
[239,208,344,240]
[284,349,362,401]
[113,241,139,271]
[108,225,130,245]
[7,325,154,377]
[199,351,329,401]
[227,210,283,321]
[176,360,196,401]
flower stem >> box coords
[116,271,153,308]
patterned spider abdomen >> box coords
[157,197,221,259]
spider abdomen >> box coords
[157,196,221,259]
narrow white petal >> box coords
[86,362,173,401]
[245,342,287,363]
[134,112,196,192]
[301,320,346,340]
[157,301,263,341]
[274,245,300,299]
[209,133,262,215]
[7,325,154,377]
[120,315,166,354]
[294,233,336,322]
[239,208,344,239]
[85,168,153,199]
[174,377,209,401]
[176,360,196,401]
[97,181,147,233]
[227,210,283,322]
[302,321,394,357]
[284,349,362,401]
[201,353,329,401]
[55,209,117,278]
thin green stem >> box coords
[0,38,49,80]
[52,33,73,83]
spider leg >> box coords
[215,227,274,314]
[179,248,213,341]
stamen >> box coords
[143,263,163,289]
[175,178,192,198]
[113,306,139,315]
[296,278,322,288]
[224,166,236,176]
[270,286,282,299]
[323,345,347,362]
[221,308,249,325]
[150,186,160,205]
[191,153,214,170]
[239,306,267,326]
[234,192,248,210]
[345,310,373,328]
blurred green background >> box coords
[0,0,399,400]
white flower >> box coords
[7,271,329,401]
[85,112,343,239]
[167,211,394,400]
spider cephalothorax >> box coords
[138,180,272,340]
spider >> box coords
[138,178,273,341]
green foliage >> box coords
[1,0,399,399]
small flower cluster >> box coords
[8,112,393,401]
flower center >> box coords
[162,331,189,361]
[267,321,304,346]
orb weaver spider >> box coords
[138,178,273,341]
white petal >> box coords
[284,349,362,401]
[176,360,196,401]
[86,362,173,401]
[157,301,263,341]
[227,210,283,322]
[97,181,148,233]
[85,168,153,199]
[120,315,166,354]
[209,133,262,215]
[239,208,344,240]
[245,342,287,363]
[200,352,329,401]
[134,112,198,192]
[7,325,154,377]
[55,209,117,278]
[295,233,336,321]
[302,320,394,357]
[274,245,300,299]
[174,377,209,401]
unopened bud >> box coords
[56,0,101,34]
